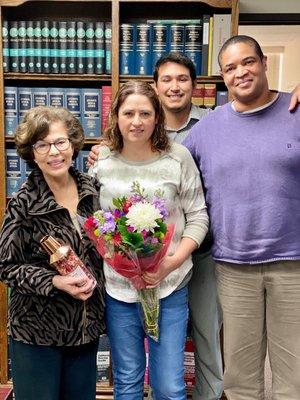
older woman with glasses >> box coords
[0,106,105,400]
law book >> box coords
[119,23,136,75]
[4,86,18,136]
[201,15,210,76]
[216,90,228,106]
[6,149,24,197]
[135,23,152,75]
[34,20,42,73]
[207,16,214,76]
[94,21,105,75]
[147,19,201,24]
[81,88,101,137]
[49,20,60,73]
[48,87,65,108]
[18,21,27,72]
[77,150,90,174]
[65,87,82,122]
[96,334,111,385]
[169,24,185,53]
[41,20,51,73]
[151,23,168,72]
[58,21,68,74]
[192,83,205,106]
[9,21,19,72]
[184,337,196,388]
[32,87,48,107]
[85,22,95,74]
[203,83,216,108]
[101,85,112,133]
[2,20,10,73]
[18,87,33,122]
[104,22,112,75]
[211,14,231,76]
[66,21,77,74]
[76,21,85,74]
[184,23,203,76]
[27,20,35,73]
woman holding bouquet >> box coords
[0,106,105,400]
[90,80,209,399]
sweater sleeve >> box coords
[0,196,57,296]
[177,145,209,246]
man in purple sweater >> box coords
[183,35,300,400]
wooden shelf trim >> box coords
[4,73,112,81]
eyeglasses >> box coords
[32,138,71,154]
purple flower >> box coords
[100,219,116,234]
[127,225,135,233]
[151,237,159,245]
[152,197,169,219]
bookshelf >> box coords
[0,0,239,396]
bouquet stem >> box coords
[138,288,160,342]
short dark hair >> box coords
[104,80,170,153]
[218,35,265,69]
[15,106,84,168]
[153,52,197,83]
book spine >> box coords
[6,149,23,197]
[201,15,210,76]
[119,23,136,75]
[77,150,90,174]
[4,86,18,136]
[104,22,112,75]
[67,21,77,74]
[207,16,214,76]
[9,21,19,72]
[85,21,95,74]
[81,88,101,137]
[2,20,10,73]
[204,83,216,108]
[41,20,51,73]
[76,21,85,74]
[58,21,68,74]
[211,14,231,76]
[192,83,205,106]
[34,20,42,73]
[27,21,35,73]
[135,23,152,75]
[184,23,203,76]
[48,87,65,108]
[216,90,228,106]
[18,21,27,72]
[96,334,111,384]
[169,24,185,53]
[18,87,33,122]
[65,87,82,122]
[151,24,168,72]
[101,85,112,133]
[94,21,105,75]
[32,87,48,107]
[49,20,59,74]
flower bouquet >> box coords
[83,181,175,341]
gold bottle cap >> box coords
[40,235,61,255]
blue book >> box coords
[2,20,9,72]
[76,21,85,74]
[66,21,76,74]
[18,87,33,123]
[151,23,169,72]
[77,150,90,173]
[33,20,42,73]
[27,21,35,73]
[6,149,25,197]
[41,20,51,73]
[49,20,59,73]
[32,87,48,107]
[9,21,19,72]
[18,21,27,73]
[169,24,184,53]
[135,23,152,75]
[184,23,203,76]
[94,21,105,75]
[216,90,228,106]
[4,86,18,136]
[81,88,101,138]
[104,22,112,75]
[65,88,82,122]
[24,160,33,178]
[58,21,68,74]
[119,23,136,75]
[85,21,95,74]
[48,87,65,108]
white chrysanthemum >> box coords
[126,202,162,233]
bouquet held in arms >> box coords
[83,181,175,341]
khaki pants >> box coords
[216,260,300,400]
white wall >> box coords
[240,0,300,14]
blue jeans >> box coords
[10,337,99,400]
[106,286,189,400]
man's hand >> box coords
[289,83,300,112]
[87,144,101,167]
[52,275,95,301]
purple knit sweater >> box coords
[184,92,300,263]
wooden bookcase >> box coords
[0,0,239,396]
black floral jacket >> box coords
[0,167,105,346]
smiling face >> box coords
[117,94,157,149]
[155,61,195,114]
[33,120,74,181]
[220,41,269,110]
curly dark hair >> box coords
[15,106,84,168]
[103,81,170,153]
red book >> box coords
[184,337,195,388]
[101,86,112,133]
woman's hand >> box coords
[142,255,180,288]
[52,275,95,301]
